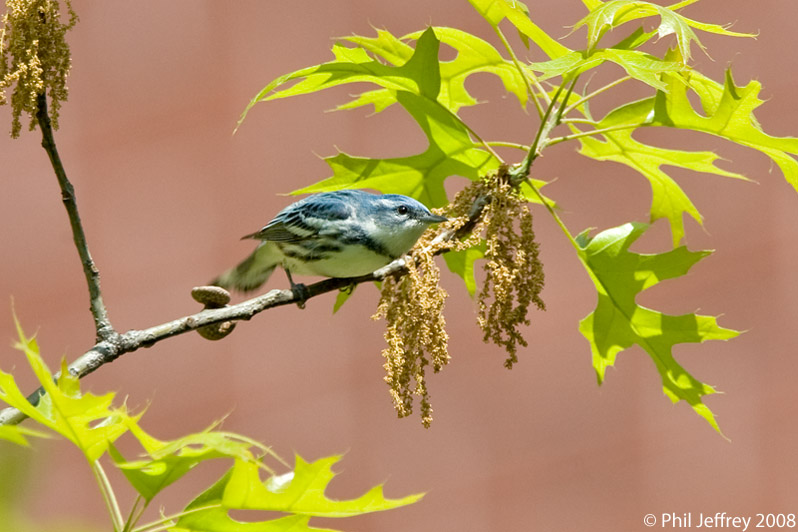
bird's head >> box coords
[365,194,447,257]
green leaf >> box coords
[0,425,50,446]
[110,420,269,502]
[334,88,398,114]
[609,26,657,51]
[239,27,501,207]
[651,68,798,193]
[173,468,334,532]
[224,456,423,517]
[577,96,747,246]
[468,0,571,59]
[576,222,739,435]
[595,48,684,91]
[174,456,422,531]
[443,243,486,297]
[667,0,702,9]
[332,286,355,314]
[293,91,500,208]
[404,27,528,112]
[579,67,798,245]
[517,178,556,207]
[338,27,529,114]
[528,51,603,81]
[343,29,415,67]
[529,48,684,90]
[575,0,753,62]
[0,317,132,462]
[237,27,441,129]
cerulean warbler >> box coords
[213,190,447,292]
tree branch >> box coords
[4,84,550,427]
[0,259,414,425]
[36,92,114,342]
[0,184,501,427]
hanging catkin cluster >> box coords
[446,170,546,367]
[374,168,545,425]
[0,0,77,137]
[473,174,546,368]
[373,230,450,428]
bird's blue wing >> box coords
[242,192,355,242]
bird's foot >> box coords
[285,269,309,309]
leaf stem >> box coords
[122,495,147,532]
[560,117,599,125]
[552,76,578,126]
[493,25,547,118]
[523,177,581,252]
[36,93,115,342]
[132,504,220,532]
[520,82,566,172]
[562,75,632,117]
[545,122,641,146]
[667,0,702,10]
[92,460,124,532]
[481,141,529,151]
[512,75,579,182]
[450,106,503,162]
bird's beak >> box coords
[423,213,448,224]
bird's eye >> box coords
[396,205,409,215]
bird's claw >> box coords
[291,282,309,309]
[285,269,309,309]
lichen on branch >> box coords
[0,0,77,137]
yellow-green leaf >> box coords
[110,419,271,502]
[293,90,500,208]
[237,27,442,129]
[575,0,753,62]
[174,455,422,531]
[529,48,684,90]
[0,317,132,462]
[651,68,798,193]
[578,112,747,246]
[224,456,422,517]
[577,222,739,436]
[443,243,486,297]
[405,27,528,112]
[0,425,50,446]
[468,0,571,59]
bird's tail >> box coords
[211,242,280,293]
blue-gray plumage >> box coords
[212,190,447,292]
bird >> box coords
[212,190,447,293]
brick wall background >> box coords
[1,2,797,530]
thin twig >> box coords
[36,93,115,342]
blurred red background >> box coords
[2,1,797,530]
